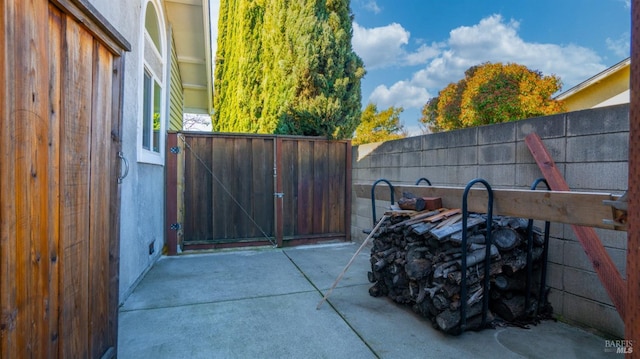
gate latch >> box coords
[170,146,180,154]
[170,223,181,231]
[274,192,284,198]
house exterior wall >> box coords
[88,0,167,303]
[562,65,630,112]
[169,31,184,131]
[351,104,629,338]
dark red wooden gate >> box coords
[166,132,352,253]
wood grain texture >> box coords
[525,132,626,319]
[355,184,621,230]
[178,134,350,247]
[2,1,124,357]
[627,0,640,348]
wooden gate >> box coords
[166,133,352,253]
[1,1,129,358]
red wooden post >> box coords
[626,0,640,354]
[165,132,179,255]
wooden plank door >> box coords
[181,134,277,249]
[1,0,129,358]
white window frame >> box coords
[138,0,167,165]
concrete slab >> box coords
[118,243,614,358]
[120,249,311,311]
[119,292,375,358]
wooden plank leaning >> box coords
[316,215,389,310]
[525,132,626,319]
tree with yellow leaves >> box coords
[421,62,565,132]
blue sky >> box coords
[350,0,631,134]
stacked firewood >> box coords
[368,201,551,335]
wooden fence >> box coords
[1,1,129,357]
[166,132,352,253]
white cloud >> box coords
[369,81,430,109]
[361,14,608,111]
[606,33,630,59]
[361,0,381,14]
[352,22,410,69]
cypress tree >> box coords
[213,0,364,139]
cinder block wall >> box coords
[351,104,629,338]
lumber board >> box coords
[354,184,622,231]
[627,5,640,348]
[525,132,626,319]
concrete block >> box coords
[400,135,423,152]
[477,164,516,187]
[565,162,628,191]
[445,166,478,186]
[547,237,564,265]
[478,121,516,144]
[478,143,516,164]
[567,104,629,136]
[562,293,624,339]
[422,149,448,166]
[399,166,423,183]
[516,113,566,140]
[514,164,545,187]
[376,137,410,153]
[566,133,628,162]
[423,127,477,149]
[446,146,477,166]
[563,266,612,306]
[400,151,422,167]
[421,166,447,184]
[547,291,564,317]
[546,262,564,290]
[422,132,449,150]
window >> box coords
[142,70,162,152]
[139,0,166,164]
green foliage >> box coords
[420,62,565,132]
[352,103,406,145]
[213,0,365,139]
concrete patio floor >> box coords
[118,242,616,358]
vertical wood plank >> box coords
[627,0,640,348]
[327,142,340,233]
[313,141,328,233]
[1,0,19,356]
[252,138,274,239]
[177,135,185,249]
[274,138,284,246]
[59,18,94,359]
[166,133,179,255]
[47,5,63,357]
[88,41,113,359]
[108,54,125,356]
[5,0,51,357]
[281,140,298,237]
[297,141,313,235]
[344,141,352,242]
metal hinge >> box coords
[170,146,180,154]
[170,223,181,231]
[274,192,284,198]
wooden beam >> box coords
[525,132,626,319]
[165,133,179,255]
[354,184,622,231]
[627,0,640,350]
